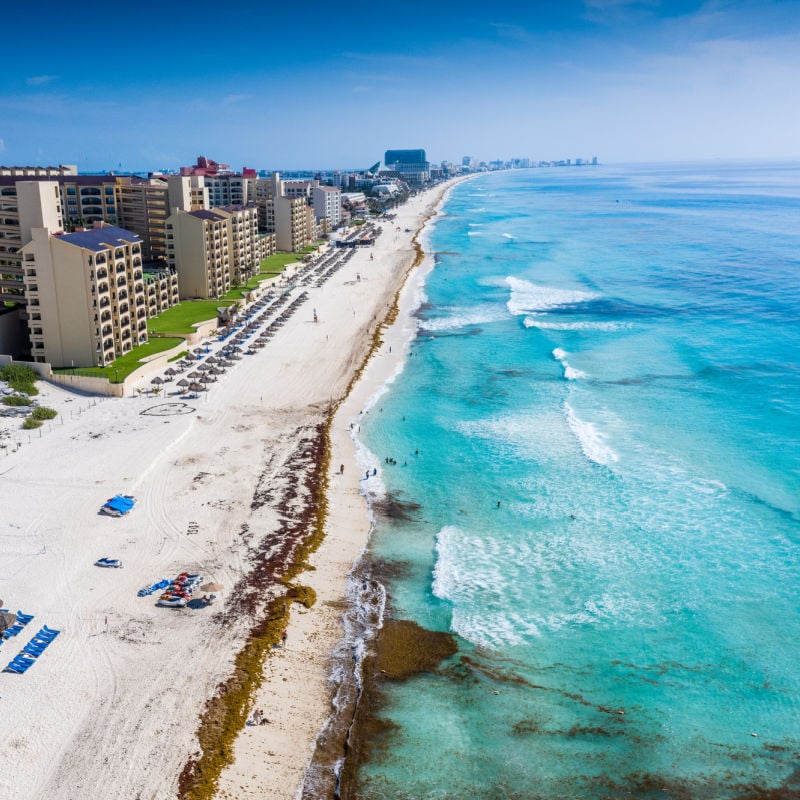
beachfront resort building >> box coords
[255,174,314,252]
[383,149,430,185]
[312,185,342,227]
[165,205,273,299]
[19,225,147,368]
[165,209,231,300]
[213,205,271,285]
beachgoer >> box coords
[281,630,288,645]
[340,464,344,474]
[365,470,369,480]
[497,501,501,508]
[372,468,377,476]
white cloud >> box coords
[0,137,5,153]
[26,75,59,86]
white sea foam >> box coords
[563,402,618,466]
[502,233,515,239]
[552,347,587,380]
[432,526,528,648]
[467,230,484,236]
[506,276,599,317]
[523,317,628,331]
[468,222,484,227]
[418,305,506,332]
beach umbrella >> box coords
[164,367,177,377]
[206,356,217,364]
[199,582,223,593]
[198,362,212,371]
[177,378,190,388]
[193,347,204,355]
[188,370,202,379]
[0,610,17,632]
[150,376,164,385]
[189,382,206,392]
[212,367,225,375]
[200,374,213,383]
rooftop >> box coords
[58,226,141,252]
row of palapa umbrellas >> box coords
[149,329,274,394]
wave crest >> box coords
[506,276,599,316]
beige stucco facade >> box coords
[20,226,147,368]
[166,210,231,300]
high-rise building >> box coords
[383,149,430,185]
[312,185,342,227]
[20,225,147,367]
[165,210,231,300]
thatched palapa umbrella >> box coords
[177,378,190,389]
[189,382,206,392]
[0,609,17,633]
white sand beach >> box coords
[0,179,459,800]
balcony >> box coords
[116,264,126,274]
[96,268,108,280]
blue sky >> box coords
[2,0,799,170]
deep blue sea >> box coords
[353,163,800,799]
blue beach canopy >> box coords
[105,495,135,513]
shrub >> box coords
[22,417,43,429]
[31,406,57,420]
[1,395,33,406]
[0,364,39,396]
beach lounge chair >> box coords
[23,643,47,657]
[16,611,34,624]
[42,626,61,636]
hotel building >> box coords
[20,225,147,368]
[165,209,231,300]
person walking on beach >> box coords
[281,629,288,646]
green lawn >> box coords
[219,254,304,301]
[147,300,235,335]
[261,253,302,270]
[53,336,184,382]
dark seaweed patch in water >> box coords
[418,326,483,338]
[336,619,458,800]
[372,493,421,522]
[512,717,543,735]
[374,619,458,680]
[497,368,529,377]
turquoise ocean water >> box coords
[349,164,800,798]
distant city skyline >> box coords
[2,0,800,171]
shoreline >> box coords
[211,178,466,800]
